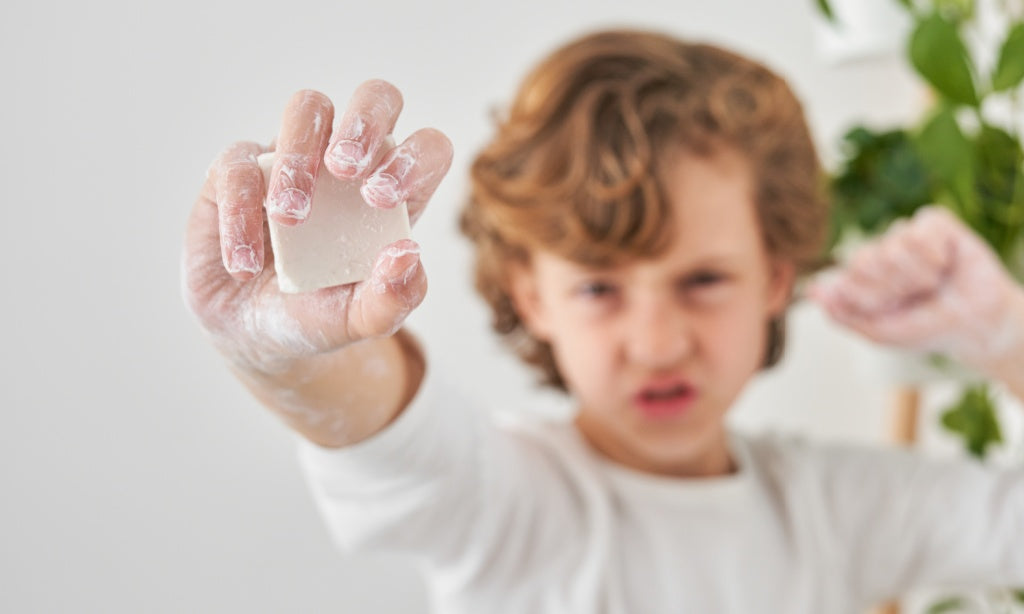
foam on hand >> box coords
[257,152,411,293]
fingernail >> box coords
[374,260,420,295]
[361,173,404,209]
[384,242,421,261]
[329,139,367,175]
[228,244,261,274]
[372,242,421,294]
[269,188,310,220]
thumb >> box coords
[347,239,427,339]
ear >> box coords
[507,261,553,341]
[765,258,797,316]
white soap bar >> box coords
[257,152,411,293]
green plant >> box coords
[816,0,1024,611]
[824,2,1024,276]
[818,0,1024,456]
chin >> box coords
[632,420,722,459]
[630,434,702,463]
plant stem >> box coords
[1007,88,1024,275]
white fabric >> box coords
[298,367,1024,614]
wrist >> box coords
[229,330,423,448]
[979,287,1024,395]
[211,325,328,381]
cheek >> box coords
[547,321,619,392]
[700,304,770,371]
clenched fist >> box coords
[811,206,1024,375]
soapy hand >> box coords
[809,206,1024,373]
[182,81,453,374]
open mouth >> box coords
[640,384,690,402]
[634,381,696,418]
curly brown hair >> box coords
[460,29,829,390]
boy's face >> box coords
[511,147,794,477]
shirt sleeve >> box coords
[295,360,591,585]
[804,442,1024,603]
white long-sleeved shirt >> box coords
[299,368,1024,613]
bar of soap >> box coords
[257,152,411,293]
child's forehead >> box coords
[536,157,761,268]
[533,240,752,275]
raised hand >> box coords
[182,81,453,376]
[810,206,1024,375]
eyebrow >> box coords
[567,253,744,275]
[683,254,743,268]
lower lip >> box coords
[634,391,696,420]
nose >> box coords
[624,295,692,369]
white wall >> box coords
[2,0,994,612]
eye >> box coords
[576,280,619,299]
[684,271,725,289]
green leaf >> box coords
[972,124,1024,259]
[935,0,975,22]
[1014,589,1024,603]
[926,596,966,613]
[815,0,837,22]
[909,13,979,106]
[992,22,1024,91]
[940,384,1003,459]
[925,353,955,371]
[830,127,935,237]
[915,107,970,178]
[913,106,976,219]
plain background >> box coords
[3,0,1021,612]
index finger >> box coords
[324,79,404,180]
[266,90,335,226]
[214,141,268,279]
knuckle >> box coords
[219,164,264,204]
[212,142,261,179]
[850,246,875,270]
[903,229,934,256]
[884,232,915,257]
[221,159,262,183]
[916,205,956,230]
[277,151,315,168]
[220,207,261,239]
[221,140,261,161]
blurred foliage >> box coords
[926,597,967,613]
[830,127,934,237]
[940,384,1003,458]
[822,1,1024,281]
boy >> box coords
[183,29,1024,612]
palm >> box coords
[183,189,391,373]
[182,83,450,374]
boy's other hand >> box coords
[809,206,1024,373]
[181,81,453,375]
